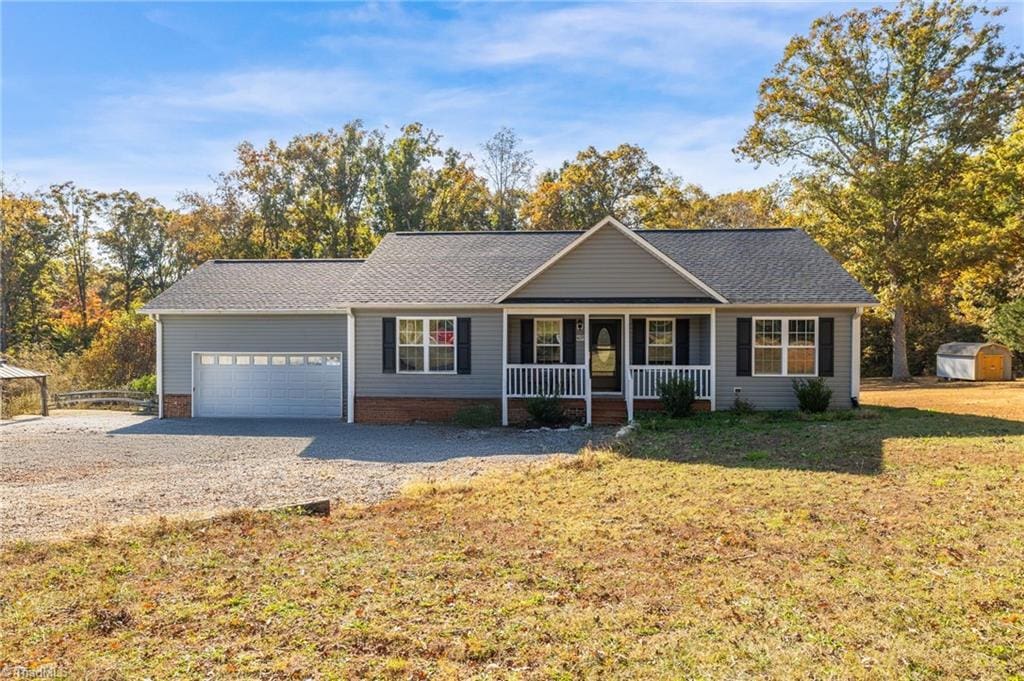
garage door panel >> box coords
[195,352,342,418]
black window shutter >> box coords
[631,317,646,365]
[520,318,534,364]
[675,318,691,365]
[457,317,471,374]
[819,317,834,377]
[736,317,752,376]
[382,317,396,373]
[562,318,576,364]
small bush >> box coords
[128,374,156,394]
[792,377,832,413]
[732,396,756,414]
[525,393,565,426]
[453,403,499,428]
[658,376,696,417]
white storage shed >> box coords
[936,342,1013,381]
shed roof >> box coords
[937,342,1008,357]
[0,362,47,379]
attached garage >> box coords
[142,259,363,420]
[936,342,1013,381]
[193,352,343,418]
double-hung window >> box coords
[753,317,816,376]
[647,319,674,365]
[535,319,562,364]
[398,318,456,373]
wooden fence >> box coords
[52,390,157,414]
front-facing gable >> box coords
[498,217,727,303]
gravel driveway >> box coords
[0,411,607,543]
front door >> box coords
[590,319,621,392]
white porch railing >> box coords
[506,364,588,398]
[629,365,712,399]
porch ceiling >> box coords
[503,296,718,305]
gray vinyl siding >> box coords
[160,314,348,395]
[715,308,854,410]
[355,309,501,398]
[687,315,711,365]
[515,226,705,299]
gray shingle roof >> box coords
[344,228,874,305]
[141,259,364,312]
[142,228,876,310]
[342,231,580,305]
[637,229,877,304]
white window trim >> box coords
[646,318,675,366]
[534,317,563,365]
[752,316,818,377]
[396,316,458,374]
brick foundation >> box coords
[356,397,502,424]
[163,394,192,418]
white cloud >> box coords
[5,3,798,205]
[460,3,791,75]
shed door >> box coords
[194,352,342,418]
[979,354,1004,381]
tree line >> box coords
[1,0,1022,404]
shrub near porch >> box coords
[2,394,1023,677]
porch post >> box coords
[38,376,49,417]
[709,308,717,411]
[501,308,509,426]
[624,312,633,422]
[584,312,591,425]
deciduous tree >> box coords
[368,123,442,234]
[480,127,534,230]
[735,0,1024,379]
[522,144,664,230]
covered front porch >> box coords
[500,308,716,425]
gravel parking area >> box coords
[0,411,607,543]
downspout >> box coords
[155,314,163,418]
[851,306,863,408]
[709,309,717,411]
[501,309,509,426]
[347,313,356,423]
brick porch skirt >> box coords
[163,394,192,418]
[507,398,587,425]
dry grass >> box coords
[2,389,1023,678]
[863,377,1024,420]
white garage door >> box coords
[194,352,342,418]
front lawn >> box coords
[3,396,1023,678]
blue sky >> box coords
[3,2,1022,206]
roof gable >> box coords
[497,217,727,303]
